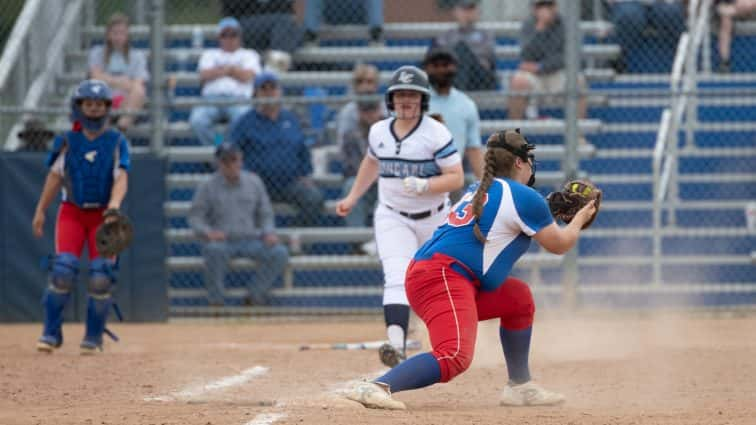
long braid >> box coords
[472,148,498,243]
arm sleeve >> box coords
[366,124,378,160]
[46,135,67,168]
[117,135,131,171]
[188,182,213,236]
[433,126,461,168]
[519,18,539,61]
[88,46,104,71]
[511,185,554,236]
[254,175,276,235]
[242,50,262,74]
[297,139,313,177]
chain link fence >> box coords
[1,0,754,315]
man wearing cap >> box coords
[423,46,483,184]
[189,143,289,306]
[189,17,262,146]
[432,0,497,91]
[507,0,588,122]
[228,71,325,227]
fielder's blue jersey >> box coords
[415,178,554,292]
[46,129,130,208]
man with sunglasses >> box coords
[189,17,262,146]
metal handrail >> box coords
[0,0,42,90]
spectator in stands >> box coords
[221,0,302,69]
[607,0,686,73]
[229,71,325,226]
[17,119,54,152]
[432,0,498,91]
[336,64,385,227]
[508,0,588,126]
[303,0,385,46]
[423,46,484,181]
[88,12,148,132]
[189,17,262,146]
[189,143,289,307]
[715,0,756,72]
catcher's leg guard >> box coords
[82,258,116,352]
[39,253,78,350]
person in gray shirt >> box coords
[432,0,498,91]
[507,0,588,126]
[189,143,289,306]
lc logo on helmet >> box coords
[398,71,414,84]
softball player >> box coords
[336,65,464,367]
[345,130,596,410]
[32,79,130,355]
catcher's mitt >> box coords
[546,180,602,229]
[96,209,133,257]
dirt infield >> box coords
[1,312,755,425]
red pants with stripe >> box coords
[55,202,106,258]
[405,253,535,383]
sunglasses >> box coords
[354,78,377,85]
[219,31,239,38]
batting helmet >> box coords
[385,65,430,112]
[71,79,113,132]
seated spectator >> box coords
[304,0,384,46]
[221,0,301,69]
[423,46,483,182]
[432,0,498,91]
[229,71,325,226]
[336,64,386,228]
[88,12,148,132]
[17,119,55,151]
[715,0,756,72]
[608,0,685,73]
[188,143,289,307]
[189,17,261,146]
[507,0,588,126]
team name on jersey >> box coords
[378,158,441,179]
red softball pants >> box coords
[405,253,535,383]
[55,202,106,258]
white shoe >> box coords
[345,381,406,410]
[500,381,565,406]
[360,240,377,256]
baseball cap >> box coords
[215,142,242,160]
[254,71,280,89]
[217,17,241,35]
[423,45,458,65]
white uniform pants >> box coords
[374,203,450,306]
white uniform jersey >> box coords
[367,115,461,212]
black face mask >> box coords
[428,70,456,89]
[527,154,536,187]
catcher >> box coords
[32,79,132,355]
[345,129,598,410]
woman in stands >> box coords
[88,12,148,131]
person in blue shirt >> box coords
[345,129,597,410]
[228,71,324,226]
[32,79,130,355]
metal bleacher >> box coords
[55,18,756,313]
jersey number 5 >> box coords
[447,193,488,227]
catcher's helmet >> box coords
[70,79,113,132]
[385,65,430,112]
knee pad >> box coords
[499,278,535,330]
[88,258,116,298]
[49,253,79,293]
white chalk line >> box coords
[143,365,269,402]
[244,412,287,425]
